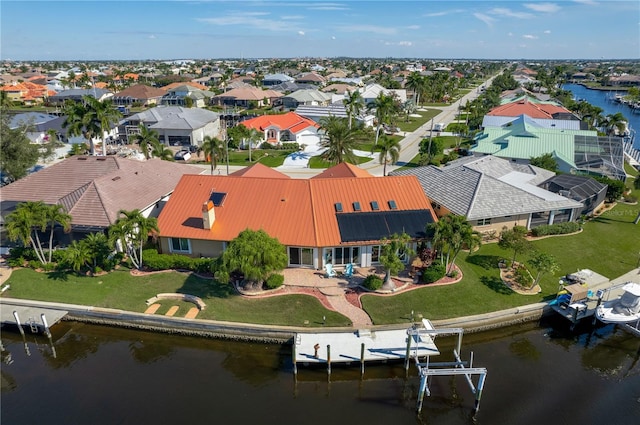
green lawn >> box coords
[3,268,351,327]
[363,193,640,324]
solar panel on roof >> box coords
[210,192,227,206]
[336,210,434,242]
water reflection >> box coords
[1,317,639,425]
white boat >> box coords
[596,282,640,324]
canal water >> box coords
[562,83,640,149]
[2,317,639,425]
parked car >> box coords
[174,150,191,161]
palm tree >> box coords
[108,209,159,270]
[5,201,47,264]
[62,100,98,155]
[44,204,72,263]
[604,112,628,136]
[149,139,174,161]
[82,232,111,272]
[343,89,364,129]
[318,116,359,165]
[428,214,480,275]
[84,96,122,156]
[369,92,397,145]
[405,72,425,106]
[129,124,159,160]
[64,240,91,273]
[199,135,226,174]
[246,128,263,163]
[377,135,400,176]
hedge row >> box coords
[421,263,446,284]
[142,249,213,273]
[531,221,580,237]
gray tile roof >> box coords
[123,106,219,130]
[1,156,202,229]
[392,155,582,220]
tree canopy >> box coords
[218,229,288,290]
[530,153,558,172]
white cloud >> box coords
[544,30,551,34]
[398,41,412,46]
[573,0,598,5]
[281,15,304,20]
[148,35,156,39]
[298,31,305,36]
[508,32,514,37]
[524,3,561,13]
[474,12,496,27]
[407,25,420,30]
[424,9,466,17]
[489,8,533,19]
[523,34,538,39]
[335,24,397,35]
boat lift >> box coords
[406,319,488,414]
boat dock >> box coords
[293,326,440,367]
[550,268,640,328]
[0,303,68,336]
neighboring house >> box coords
[470,115,626,181]
[357,83,407,106]
[295,104,375,128]
[295,72,326,85]
[487,95,575,120]
[112,84,167,106]
[481,114,585,131]
[0,81,54,105]
[538,174,607,217]
[119,106,222,148]
[160,84,214,108]
[49,88,113,104]
[160,81,209,92]
[322,83,357,94]
[0,156,201,247]
[278,89,333,110]
[156,162,437,269]
[392,155,584,235]
[211,86,283,108]
[262,73,295,86]
[240,111,321,147]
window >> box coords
[353,202,361,211]
[477,218,492,226]
[334,202,343,212]
[332,247,360,265]
[289,247,314,266]
[170,238,190,253]
[371,245,381,263]
[388,200,397,209]
[370,201,379,211]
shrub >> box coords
[421,263,446,284]
[362,274,383,291]
[513,265,533,288]
[265,273,284,289]
[531,221,580,237]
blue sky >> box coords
[2,1,638,60]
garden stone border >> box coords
[146,293,206,310]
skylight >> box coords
[209,192,227,207]
[388,200,397,210]
[370,201,379,211]
[335,202,343,212]
[353,202,361,211]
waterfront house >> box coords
[112,84,167,107]
[156,163,437,269]
[0,156,201,248]
[391,156,584,235]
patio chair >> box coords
[344,263,354,279]
[325,263,336,278]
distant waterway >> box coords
[562,83,640,149]
[2,317,639,425]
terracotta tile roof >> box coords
[0,81,49,101]
[214,86,283,101]
[241,111,319,134]
[161,81,208,91]
[1,156,202,229]
[114,83,167,99]
[488,98,571,119]
[229,163,291,178]
[312,162,373,179]
[158,164,436,247]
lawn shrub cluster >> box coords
[142,249,212,273]
[531,221,580,237]
[421,263,446,283]
[363,274,383,290]
[513,265,533,288]
[265,273,284,289]
[258,142,299,151]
